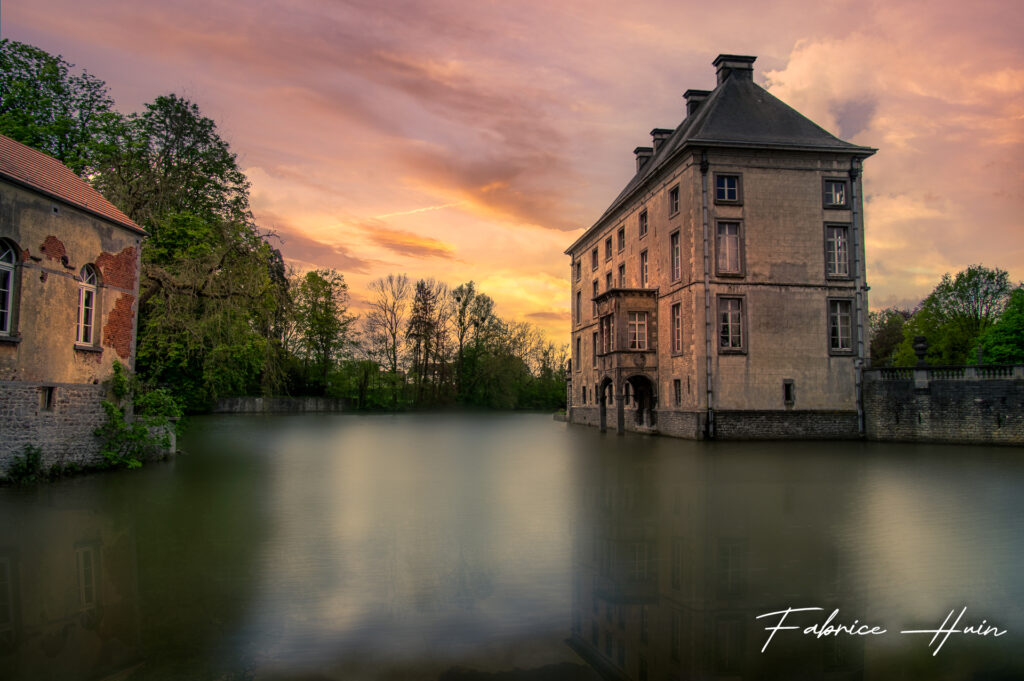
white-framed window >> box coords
[823,178,849,208]
[829,299,853,353]
[825,225,850,277]
[670,231,681,280]
[716,222,743,275]
[669,185,680,215]
[77,265,99,345]
[718,297,744,352]
[714,173,741,204]
[640,250,649,287]
[638,209,648,238]
[628,312,648,350]
[0,240,17,335]
[600,314,614,353]
[671,302,682,353]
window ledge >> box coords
[74,343,103,354]
[718,348,747,355]
[0,334,22,345]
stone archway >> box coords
[625,374,657,429]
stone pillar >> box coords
[599,393,607,433]
[616,391,625,435]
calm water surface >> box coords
[2,413,1023,680]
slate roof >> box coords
[567,69,875,254]
[0,134,145,235]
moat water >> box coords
[2,413,1023,680]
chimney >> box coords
[650,128,673,153]
[713,54,756,85]
[634,146,653,172]
[683,89,711,117]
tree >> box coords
[893,265,1014,365]
[0,39,116,175]
[869,307,910,366]
[292,269,353,393]
[980,287,1024,364]
[364,274,411,406]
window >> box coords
[671,302,682,353]
[823,178,849,208]
[618,263,626,287]
[715,222,743,276]
[714,173,741,204]
[592,332,598,367]
[640,250,649,287]
[638,209,648,238]
[575,336,581,371]
[591,248,598,271]
[581,385,586,404]
[575,291,581,324]
[606,271,612,291]
[670,231,681,280]
[628,312,648,350]
[617,227,625,252]
[0,240,17,335]
[718,297,744,352]
[783,379,795,405]
[669,185,680,215]
[39,386,54,412]
[673,379,682,406]
[825,225,851,278]
[600,314,614,353]
[829,299,853,353]
[605,237,612,261]
[77,265,99,345]
[574,260,581,282]
[592,280,598,317]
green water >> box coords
[1,413,1022,680]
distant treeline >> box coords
[0,39,568,412]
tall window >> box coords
[628,312,648,350]
[618,263,625,287]
[669,185,680,215]
[673,379,682,406]
[638,209,648,238]
[829,299,853,352]
[591,248,598,270]
[575,336,581,371]
[640,250,649,287]
[592,280,598,317]
[0,240,17,335]
[575,291,581,324]
[600,314,614,353]
[574,260,581,282]
[825,225,850,277]
[77,265,99,345]
[605,237,612,261]
[716,222,742,275]
[719,297,744,351]
[715,173,741,204]
[592,332,598,366]
[670,231,681,280]
[617,227,625,252]
[671,302,682,353]
[605,271,612,291]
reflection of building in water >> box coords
[0,496,141,680]
[568,446,863,680]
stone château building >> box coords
[565,55,875,439]
[0,134,146,471]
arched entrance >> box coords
[625,374,657,429]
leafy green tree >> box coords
[981,287,1024,364]
[0,39,116,175]
[291,269,353,393]
[893,265,1014,365]
[869,307,910,366]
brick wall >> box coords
[864,368,1024,445]
[0,380,108,474]
[713,410,859,440]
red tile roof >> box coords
[0,133,146,235]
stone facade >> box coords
[0,135,145,474]
[864,366,1024,445]
[566,55,875,439]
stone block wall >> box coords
[713,410,859,440]
[864,367,1024,445]
[0,380,108,474]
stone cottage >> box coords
[0,134,145,471]
[565,55,876,439]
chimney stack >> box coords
[650,128,673,153]
[634,146,653,172]
[713,54,756,85]
[683,89,711,117]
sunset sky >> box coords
[5,0,1022,342]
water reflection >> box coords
[568,438,1024,680]
[0,415,1022,680]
